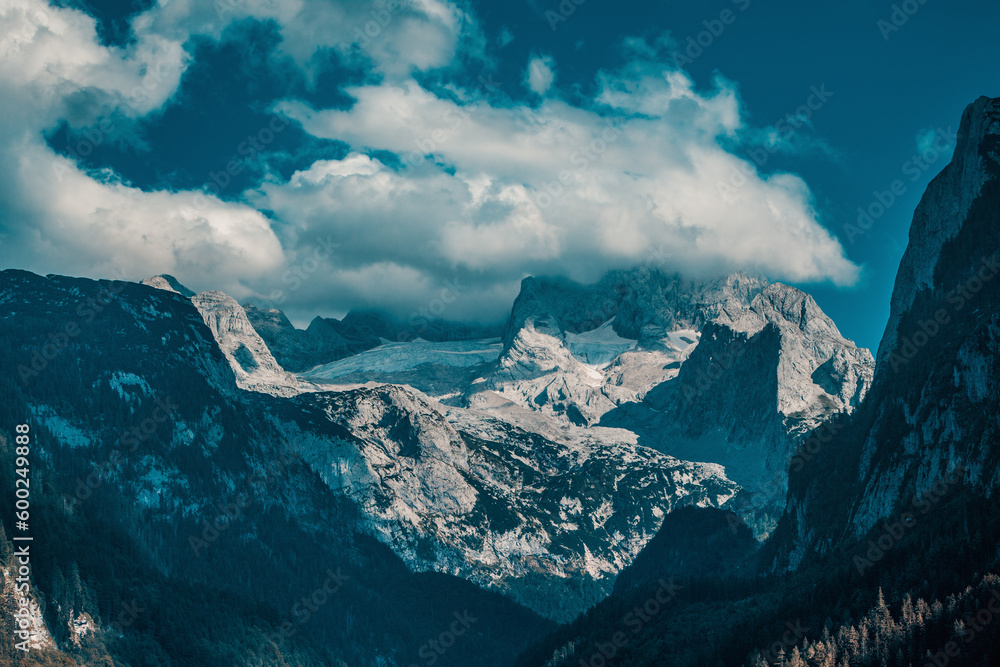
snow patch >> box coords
[302,339,502,381]
[564,319,637,366]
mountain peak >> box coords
[141,274,196,297]
[189,290,304,396]
[877,95,1000,367]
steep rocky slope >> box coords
[774,95,1000,568]
[190,291,308,396]
[141,275,309,396]
[276,385,739,620]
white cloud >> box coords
[915,127,940,155]
[526,55,555,95]
[267,62,859,317]
[140,0,480,80]
[498,25,514,47]
[0,0,281,296]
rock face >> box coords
[279,384,739,621]
[877,98,999,369]
[774,96,1000,570]
[243,306,353,373]
[141,276,306,396]
[190,291,307,396]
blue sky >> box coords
[1,0,998,352]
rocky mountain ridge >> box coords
[283,269,872,537]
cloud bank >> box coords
[0,0,859,323]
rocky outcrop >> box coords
[140,274,196,297]
[189,291,307,397]
[142,275,308,396]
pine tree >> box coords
[787,646,805,667]
[871,588,897,664]
[818,641,837,667]
[858,618,871,661]
[946,594,958,616]
[837,624,860,659]
[915,598,931,625]
[50,566,71,641]
[810,639,830,667]
[901,593,917,633]
[68,561,84,615]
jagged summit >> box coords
[464,267,874,537]
[140,273,196,297]
[278,265,871,538]
[190,291,305,396]
[141,273,306,395]
[501,269,773,352]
